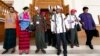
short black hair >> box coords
[23,7,29,10]
[83,7,89,11]
[53,9,56,11]
[66,13,69,16]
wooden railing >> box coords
[0,0,11,18]
[0,0,12,42]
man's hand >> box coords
[70,21,74,23]
[52,31,55,34]
[75,19,79,22]
[30,22,33,25]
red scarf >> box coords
[16,13,20,37]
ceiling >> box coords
[1,0,14,6]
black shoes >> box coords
[35,49,46,54]
[57,50,61,55]
[11,49,16,54]
[88,45,94,49]
[35,49,40,53]
[64,54,67,56]
[86,43,94,49]
[70,44,74,48]
[57,51,67,56]
[41,49,46,54]
[2,50,8,54]
[75,44,79,47]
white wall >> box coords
[13,0,32,14]
[81,0,100,25]
[64,0,100,25]
[64,0,83,16]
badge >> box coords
[7,18,12,23]
[36,21,39,24]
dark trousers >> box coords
[66,28,79,46]
[47,29,52,45]
[3,29,16,50]
[66,30,71,44]
[45,29,55,46]
[51,34,56,47]
[45,31,48,43]
[70,28,79,45]
[85,30,94,45]
[56,33,67,54]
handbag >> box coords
[93,29,99,37]
[27,22,36,32]
[74,15,81,31]
[75,24,81,31]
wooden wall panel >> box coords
[0,0,10,18]
[0,22,5,42]
[30,0,69,16]
[63,5,69,14]
[0,0,11,42]
[33,0,63,8]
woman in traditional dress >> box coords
[18,7,31,54]
[1,7,17,54]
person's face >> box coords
[36,9,40,14]
[56,9,61,13]
[49,10,53,13]
[25,9,29,12]
[9,8,14,13]
[84,9,88,13]
[42,12,46,16]
[53,11,56,14]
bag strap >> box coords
[69,15,72,28]
[74,15,80,24]
[54,13,57,33]
[60,13,64,32]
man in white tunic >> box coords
[51,5,69,56]
[65,9,80,48]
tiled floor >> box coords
[0,26,100,56]
[0,45,100,56]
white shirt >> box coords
[51,13,69,33]
[65,15,80,29]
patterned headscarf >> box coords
[70,9,77,13]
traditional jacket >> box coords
[51,13,69,34]
[33,14,47,32]
[32,14,47,49]
[65,15,80,29]
[19,12,30,30]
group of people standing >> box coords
[0,5,96,56]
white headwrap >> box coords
[48,5,53,10]
[54,5,63,10]
[34,6,40,10]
